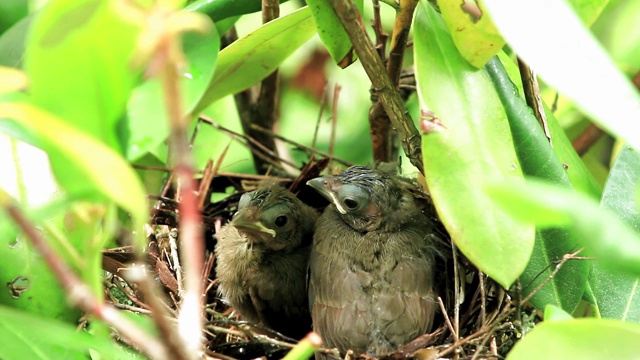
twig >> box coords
[570,70,640,156]
[312,87,329,148]
[329,84,341,157]
[199,115,297,170]
[249,125,355,167]
[327,0,424,173]
[438,296,458,340]
[451,238,460,338]
[522,248,586,304]
[1,198,168,360]
[369,0,417,163]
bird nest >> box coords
[103,156,538,360]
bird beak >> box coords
[307,177,347,214]
[231,210,276,237]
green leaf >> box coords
[438,0,505,68]
[24,0,141,151]
[487,178,640,276]
[591,145,640,321]
[191,6,317,115]
[124,25,219,161]
[0,220,79,323]
[0,14,33,68]
[0,305,139,360]
[544,304,574,321]
[0,103,149,242]
[485,57,589,312]
[482,0,640,151]
[567,0,609,27]
[186,0,290,23]
[506,319,640,360]
[592,0,640,70]
[414,1,534,289]
[0,0,28,35]
[307,0,360,66]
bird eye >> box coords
[343,198,358,209]
[274,215,288,227]
[337,184,368,212]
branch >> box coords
[327,0,424,173]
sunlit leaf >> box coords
[544,304,574,321]
[24,0,141,151]
[414,1,534,289]
[591,0,640,70]
[191,6,316,115]
[0,103,149,239]
[506,319,640,360]
[591,145,640,322]
[482,0,640,151]
[438,0,505,68]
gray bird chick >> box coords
[215,184,318,339]
[307,166,438,356]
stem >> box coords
[327,0,424,173]
[162,40,205,358]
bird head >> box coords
[231,184,316,251]
[307,166,406,232]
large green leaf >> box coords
[591,145,640,321]
[24,0,141,151]
[482,0,640,151]
[485,57,588,312]
[507,318,640,360]
[191,6,317,115]
[438,0,505,68]
[487,178,640,276]
[414,1,534,289]
[124,26,219,161]
[0,305,139,360]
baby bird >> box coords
[307,166,438,356]
[215,184,318,339]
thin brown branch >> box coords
[438,296,458,340]
[329,84,341,157]
[199,115,295,170]
[572,123,604,156]
[327,0,424,173]
[369,0,417,164]
[517,58,551,144]
[522,248,586,304]
[249,124,355,167]
[311,87,329,149]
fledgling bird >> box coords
[215,184,318,339]
[307,166,438,357]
